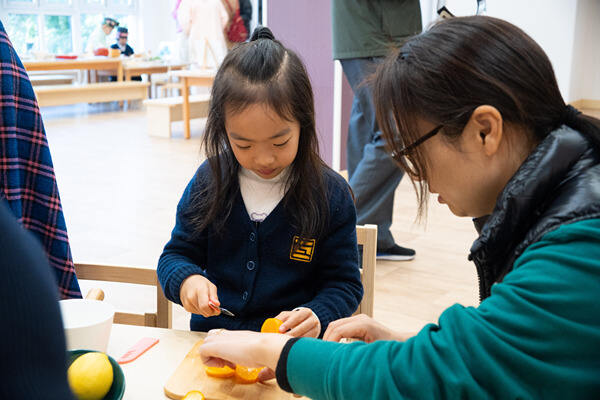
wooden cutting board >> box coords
[164,340,298,400]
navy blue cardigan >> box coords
[157,161,363,334]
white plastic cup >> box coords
[59,299,115,352]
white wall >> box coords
[419,0,584,102]
[570,0,600,102]
[138,0,178,56]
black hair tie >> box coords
[397,42,411,61]
[250,26,275,42]
[562,104,582,125]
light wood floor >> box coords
[43,104,599,334]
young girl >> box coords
[198,16,600,399]
[157,27,363,337]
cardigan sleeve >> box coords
[157,169,209,305]
[300,173,363,335]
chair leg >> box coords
[156,285,172,328]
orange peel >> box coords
[205,365,235,378]
[234,365,263,384]
[261,317,284,333]
[182,390,206,400]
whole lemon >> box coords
[67,352,114,400]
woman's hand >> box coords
[276,307,320,338]
[179,274,220,317]
[199,329,291,373]
[323,314,409,343]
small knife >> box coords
[208,300,235,317]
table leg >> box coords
[183,77,191,139]
[117,71,130,108]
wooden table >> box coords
[123,62,188,81]
[23,58,124,81]
[170,70,216,139]
[108,324,203,399]
[108,324,297,400]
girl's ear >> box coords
[464,105,503,157]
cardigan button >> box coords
[246,261,255,270]
[242,291,248,301]
[249,232,256,242]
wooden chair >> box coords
[355,224,377,317]
[75,263,172,329]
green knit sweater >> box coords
[282,219,600,399]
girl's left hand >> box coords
[276,307,321,338]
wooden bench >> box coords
[34,81,150,107]
[143,94,210,138]
[30,74,75,86]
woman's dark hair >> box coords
[188,26,329,238]
[373,16,600,217]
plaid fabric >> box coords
[0,20,81,298]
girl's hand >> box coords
[323,314,409,343]
[276,307,321,338]
[199,329,290,372]
[179,274,221,317]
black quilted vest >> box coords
[468,126,600,301]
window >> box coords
[5,0,35,6]
[5,14,39,56]
[112,14,136,48]
[1,0,138,55]
[110,0,131,6]
[80,13,102,52]
[44,15,72,53]
[42,0,71,5]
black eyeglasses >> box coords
[392,125,443,159]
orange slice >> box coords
[261,317,283,333]
[234,365,263,384]
[183,390,206,400]
[205,365,235,378]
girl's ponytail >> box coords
[562,105,600,151]
[250,26,275,42]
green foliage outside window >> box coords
[6,14,39,57]
[44,15,73,54]
[80,14,103,52]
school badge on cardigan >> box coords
[290,236,316,262]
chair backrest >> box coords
[355,224,377,317]
[74,263,172,328]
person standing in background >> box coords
[86,17,119,54]
[332,0,422,260]
[239,0,252,40]
[178,0,229,69]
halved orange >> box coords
[261,317,283,333]
[234,365,263,384]
[205,365,235,378]
[183,390,206,400]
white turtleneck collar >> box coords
[239,167,290,222]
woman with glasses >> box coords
[197,16,600,399]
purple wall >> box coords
[267,0,334,165]
[267,0,354,168]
